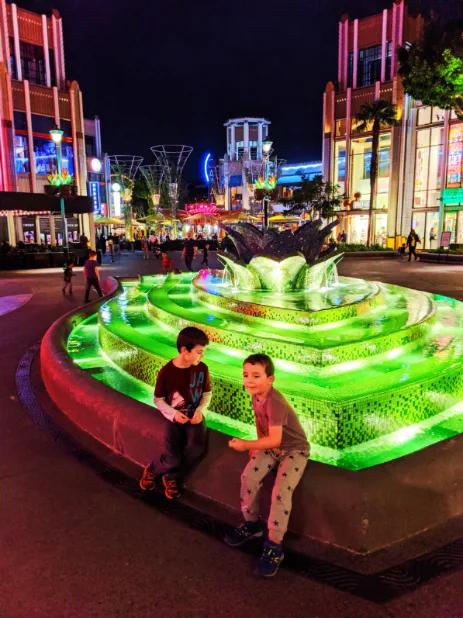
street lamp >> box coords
[49,126,69,262]
[262,140,273,229]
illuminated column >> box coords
[24,80,37,193]
[15,214,23,242]
[11,4,22,80]
[243,120,249,156]
[337,21,343,86]
[342,16,349,90]
[35,215,40,243]
[353,19,358,89]
[42,14,51,87]
[230,124,236,161]
[257,123,263,160]
[7,210,16,246]
[440,110,451,237]
[52,12,62,89]
[69,85,81,193]
[375,81,381,99]
[58,15,65,83]
[49,213,56,245]
[88,212,96,250]
[381,9,388,82]
[391,2,398,78]
[345,87,352,198]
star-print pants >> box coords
[240,448,308,543]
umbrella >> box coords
[94,217,122,225]
[269,214,300,223]
[142,213,165,223]
[221,212,260,223]
[184,213,219,224]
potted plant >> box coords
[45,170,75,197]
[45,173,59,196]
[59,170,74,197]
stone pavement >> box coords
[1,252,463,617]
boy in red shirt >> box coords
[140,327,212,499]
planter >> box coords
[71,185,79,198]
[44,185,58,196]
[59,185,72,198]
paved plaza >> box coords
[1,253,463,617]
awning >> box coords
[228,175,242,187]
[0,191,93,214]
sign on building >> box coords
[89,181,102,215]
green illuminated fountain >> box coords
[67,222,463,470]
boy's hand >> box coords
[229,438,248,452]
[174,410,189,424]
[190,409,203,424]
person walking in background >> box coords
[201,243,210,268]
[407,229,420,261]
[84,250,103,303]
[141,235,149,260]
[99,233,107,256]
[182,232,197,271]
[62,261,75,295]
[226,353,309,577]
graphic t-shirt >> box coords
[252,388,309,454]
[155,360,211,419]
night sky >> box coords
[21,0,398,179]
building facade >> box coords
[322,0,423,247]
[221,117,277,211]
[0,2,96,247]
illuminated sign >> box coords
[90,158,102,172]
[111,182,121,192]
[204,153,211,183]
[447,124,463,188]
[442,187,463,205]
[88,181,101,214]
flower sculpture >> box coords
[219,220,341,292]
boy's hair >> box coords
[243,354,275,377]
[177,327,209,352]
[89,250,97,258]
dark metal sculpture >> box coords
[221,220,340,264]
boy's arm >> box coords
[190,390,212,424]
[229,425,282,452]
[154,396,188,423]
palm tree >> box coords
[355,99,398,246]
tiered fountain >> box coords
[66,220,463,470]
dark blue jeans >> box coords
[148,417,207,481]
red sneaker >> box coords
[139,466,155,491]
[162,475,182,499]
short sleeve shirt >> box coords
[184,239,195,257]
[252,388,309,454]
[155,360,211,419]
[85,260,98,279]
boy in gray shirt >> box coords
[226,353,309,577]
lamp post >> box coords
[262,140,273,229]
[49,126,69,262]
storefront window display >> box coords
[414,127,444,208]
[447,124,463,188]
[373,213,387,246]
[425,212,440,249]
[33,138,74,176]
[349,214,369,245]
[444,212,457,243]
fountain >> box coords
[65,222,463,471]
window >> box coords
[417,106,445,126]
[14,135,29,174]
[347,52,354,88]
[249,140,258,160]
[358,45,382,87]
[335,119,346,137]
[14,111,27,131]
[9,37,17,79]
[236,140,244,159]
[414,127,444,207]
[20,41,46,86]
[85,135,96,158]
[33,137,74,176]
[447,123,463,188]
[350,133,391,209]
[334,140,346,188]
[48,49,56,87]
[31,115,55,134]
